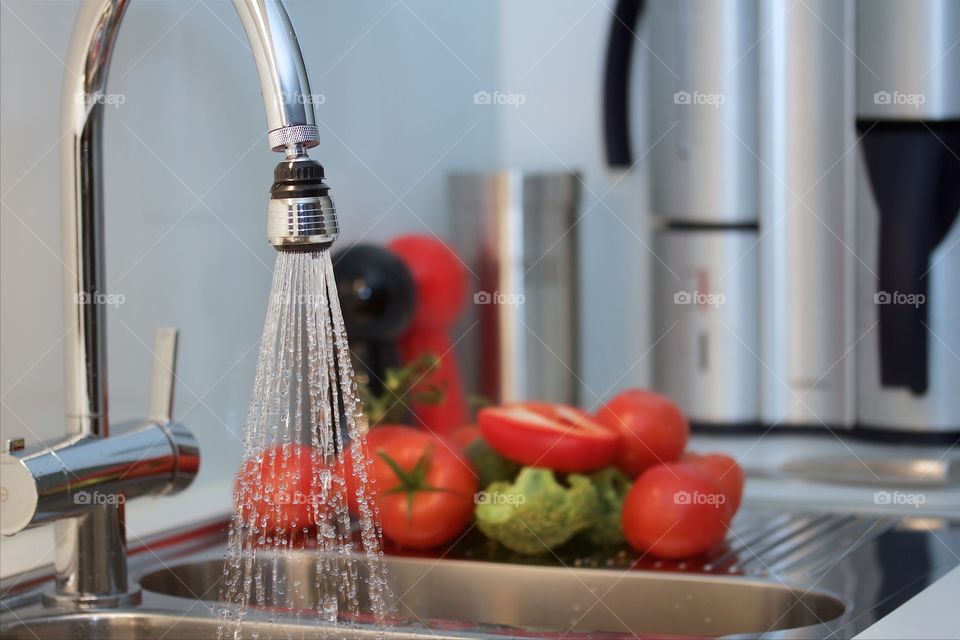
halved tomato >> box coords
[477,403,619,472]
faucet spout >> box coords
[62,0,321,440]
[1,0,322,608]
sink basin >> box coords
[138,554,845,637]
[0,612,456,640]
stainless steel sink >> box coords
[138,555,844,637]
[0,612,450,640]
[3,510,958,639]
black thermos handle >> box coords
[859,122,960,395]
[603,0,645,168]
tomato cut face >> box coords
[478,402,620,472]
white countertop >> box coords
[2,432,957,638]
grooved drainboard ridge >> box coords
[402,508,896,581]
[717,510,894,579]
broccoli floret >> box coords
[463,437,520,487]
[475,467,598,555]
[583,467,632,547]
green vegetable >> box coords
[360,354,444,426]
[475,467,598,555]
[583,467,632,547]
[463,437,520,487]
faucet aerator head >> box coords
[266,154,339,250]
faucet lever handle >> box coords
[148,327,179,425]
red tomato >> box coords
[449,424,481,450]
[622,463,730,559]
[478,403,619,472]
[681,452,745,514]
[347,426,478,549]
[594,389,689,477]
[235,443,321,534]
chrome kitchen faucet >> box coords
[0,0,333,607]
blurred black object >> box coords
[332,244,416,395]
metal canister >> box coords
[449,171,581,406]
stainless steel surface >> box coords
[266,196,339,248]
[653,229,760,426]
[139,557,842,637]
[30,0,325,605]
[0,421,198,536]
[853,0,960,434]
[232,1,320,142]
[5,509,956,638]
[647,0,760,225]
[758,0,857,428]
[147,328,178,425]
[747,456,960,488]
[856,0,960,120]
[1,613,453,640]
[61,0,320,441]
[450,171,581,405]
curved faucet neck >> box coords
[51,0,321,606]
[60,0,319,439]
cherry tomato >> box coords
[478,402,619,472]
[622,462,730,559]
[235,443,321,535]
[594,389,689,477]
[347,426,477,549]
[681,452,745,514]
